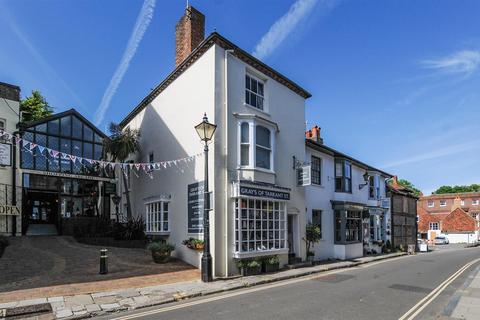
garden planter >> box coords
[151,251,171,263]
[262,262,279,273]
[240,266,262,276]
[195,243,204,251]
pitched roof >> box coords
[119,32,311,128]
[305,139,393,178]
[442,208,476,233]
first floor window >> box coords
[145,201,169,232]
[473,199,479,205]
[238,121,274,171]
[427,201,434,208]
[440,200,446,207]
[312,209,322,239]
[335,160,352,193]
[429,222,439,230]
[311,156,322,185]
[240,122,250,166]
[255,125,271,169]
[234,199,286,253]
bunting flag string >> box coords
[0,129,202,173]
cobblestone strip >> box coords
[0,252,407,319]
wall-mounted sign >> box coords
[22,169,114,182]
[103,182,116,195]
[239,186,290,201]
[187,182,204,234]
[297,165,311,186]
[0,205,20,216]
[0,143,12,166]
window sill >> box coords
[310,183,324,188]
[335,191,353,194]
[237,166,276,175]
[243,103,270,116]
[334,241,362,245]
[233,248,288,259]
[145,231,170,235]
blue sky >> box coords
[1,0,479,194]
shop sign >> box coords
[104,182,116,195]
[0,205,20,216]
[297,164,311,186]
[187,182,204,234]
[0,143,11,166]
[22,169,114,182]
[239,186,290,201]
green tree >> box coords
[104,123,140,219]
[433,184,480,194]
[303,222,321,256]
[393,179,422,197]
[20,90,53,122]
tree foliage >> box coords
[433,184,480,194]
[20,90,53,122]
[304,222,321,254]
[391,179,422,197]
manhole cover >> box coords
[313,274,356,283]
[389,284,431,293]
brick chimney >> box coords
[305,125,323,144]
[175,6,205,67]
[452,196,462,211]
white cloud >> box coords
[420,50,480,77]
[94,0,156,126]
[252,0,338,60]
[381,140,480,169]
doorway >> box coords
[288,214,296,257]
[26,191,59,225]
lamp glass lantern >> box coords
[195,114,217,142]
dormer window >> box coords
[245,74,265,111]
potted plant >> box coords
[306,251,315,263]
[262,255,280,273]
[303,222,321,263]
[147,242,175,263]
[182,238,205,251]
[237,259,262,276]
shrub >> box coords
[147,242,175,253]
[112,216,145,240]
[264,255,279,265]
[247,260,261,268]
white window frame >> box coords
[237,120,275,173]
[234,198,287,258]
[145,201,170,234]
[427,200,434,208]
[440,200,447,207]
[311,156,322,186]
[429,222,439,230]
[245,73,266,112]
[472,199,479,206]
[461,199,465,206]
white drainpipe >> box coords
[224,49,234,277]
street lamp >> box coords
[194,113,217,282]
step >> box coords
[285,261,313,269]
[26,224,58,236]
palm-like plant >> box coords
[104,122,140,219]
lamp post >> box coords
[195,113,217,282]
[112,194,121,222]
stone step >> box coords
[26,224,58,236]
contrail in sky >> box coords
[94,0,156,126]
[252,0,338,60]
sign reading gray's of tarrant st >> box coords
[187,182,204,233]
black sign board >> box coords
[239,186,290,200]
[103,182,116,195]
[188,182,204,233]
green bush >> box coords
[147,242,175,253]
[247,260,261,268]
[264,255,279,265]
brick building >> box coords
[418,192,480,218]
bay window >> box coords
[145,201,169,233]
[234,199,287,255]
[334,210,362,244]
[238,120,274,171]
[335,159,352,193]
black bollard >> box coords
[99,248,108,274]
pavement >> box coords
[0,252,407,319]
[0,236,198,303]
[97,245,480,320]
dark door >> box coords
[27,192,58,224]
[288,214,295,255]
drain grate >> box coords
[389,284,431,293]
[313,274,356,283]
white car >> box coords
[434,236,449,245]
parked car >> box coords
[434,236,449,245]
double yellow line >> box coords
[398,258,480,320]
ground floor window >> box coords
[145,201,169,233]
[234,199,286,253]
[369,215,384,242]
[429,222,439,230]
[334,210,363,244]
